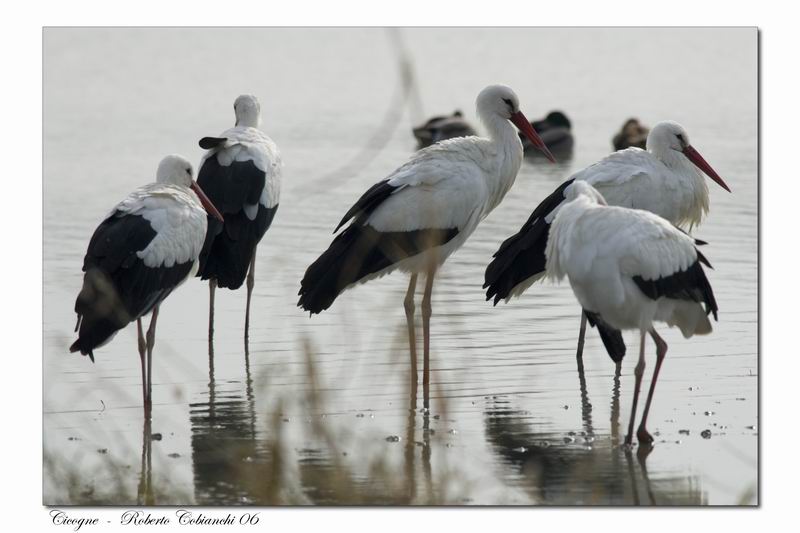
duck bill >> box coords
[190,182,225,222]
[683,145,731,192]
[510,111,556,163]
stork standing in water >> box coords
[545,181,718,445]
[70,155,224,413]
[196,94,282,344]
[298,84,556,393]
[484,121,730,364]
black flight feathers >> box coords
[334,179,402,233]
[483,178,575,305]
[632,249,718,320]
[199,137,228,150]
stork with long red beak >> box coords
[485,120,730,365]
[70,154,224,417]
[298,84,555,397]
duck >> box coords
[412,110,477,148]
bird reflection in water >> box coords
[482,361,705,504]
[189,342,264,505]
[137,418,154,505]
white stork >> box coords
[545,181,718,445]
[298,84,556,394]
[70,155,224,413]
[196,94,282,343]
[484,120,730,363]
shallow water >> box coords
[43,27,758,505]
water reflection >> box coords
[137,419,154,505]
[482,364,706,505]
[43,27,757,506]
[189,347,265,505]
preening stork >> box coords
[545,181,718,445]
[196,94,282,343]
[484,120,730,363]
[298,84,556,393]
[70,155,224,413]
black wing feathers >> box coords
[584,310,626,363]
[298,224,459,314]
[483,178,575,304]
[632,250,718,320]
[334,179,400,233]
[71,213,194,358]
[199,137,228,150]
[195,152,274,289]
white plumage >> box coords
[196,94,283,343]
[113,183,208,269]
[484,120,730,364]
[71,154,223,416]
[199,124,282,214]
[299,84,556,392]
[548,121,728,230]
[545,180,718,445]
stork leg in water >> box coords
[208,279,216,344]
[422,264,437,407]
[576,312,588,360]
[245,249,257,344]
[636,329,668,445]
[144,306,160,413]
[625,330,648,446]
[404,274,418,387]
[137,319,147,410]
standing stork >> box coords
[484,121,730,364]
[545,181,718,445]
[70,155,224,414]
[298,84,556,395]
[196,94,282,344]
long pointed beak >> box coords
[510,111,556,163]
[190,182,225,222]
[683,145,731,193]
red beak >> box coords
[509,111,556,163]
[683,145,731,193]
[190,182,225,222]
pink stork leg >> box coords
[208,279,216,343]
[137,319,147,410]
[404,273,419,387]
[244,248,257,344]
[421,264,437,406]
[625,330,647,446]
[636,328,668,444]
[575,312,588,361]
[144,306,160,413]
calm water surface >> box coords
[43,28,757,505]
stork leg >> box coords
[244,248,257,344]
[208,279,216,343]
[625,330,647,446]
[636,329,668,445]
[575,312,588,361]
[137,319,147,411]
[145,306,160,411]
[404,273,418,387]
[421,264,436,407]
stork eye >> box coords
[502,98,514,111]
[676,133,685,145]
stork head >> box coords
[156,154,224,222]
[157,154,194,187]
[476,84,556,163]
[234,94,261,128]
[647,121,731,192]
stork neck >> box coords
[483,113,523,212]
[235,113,260,128]
[652,145,709,228]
